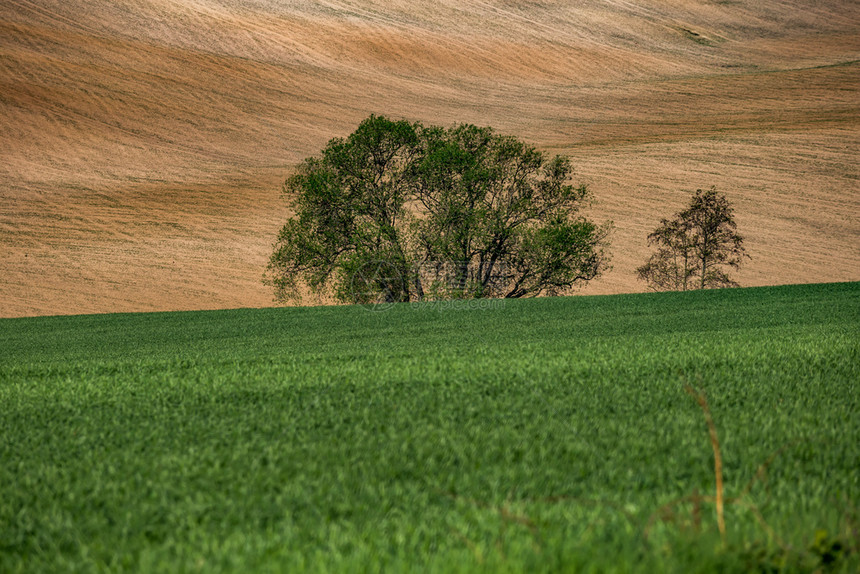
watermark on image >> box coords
[349,259,511,312]
[410,298,506,312]
[348,259,405,312]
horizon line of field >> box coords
[1,279,857,323]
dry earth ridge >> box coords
[1,0,858,317]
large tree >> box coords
[266,115,422,304]
[266,115,611,305]
[412,124,610,299]
[637,187,749,291]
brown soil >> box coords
[2,0,858,317]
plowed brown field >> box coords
[2,0,858,317]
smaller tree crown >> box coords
[637,187,749,291]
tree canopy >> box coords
[637,187,749,291]
[266,115,611,306]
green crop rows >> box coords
[1,283,858,572]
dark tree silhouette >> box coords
[637,187,749,291]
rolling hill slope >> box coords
[2,0,858,316]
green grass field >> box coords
[1,283,858,572]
